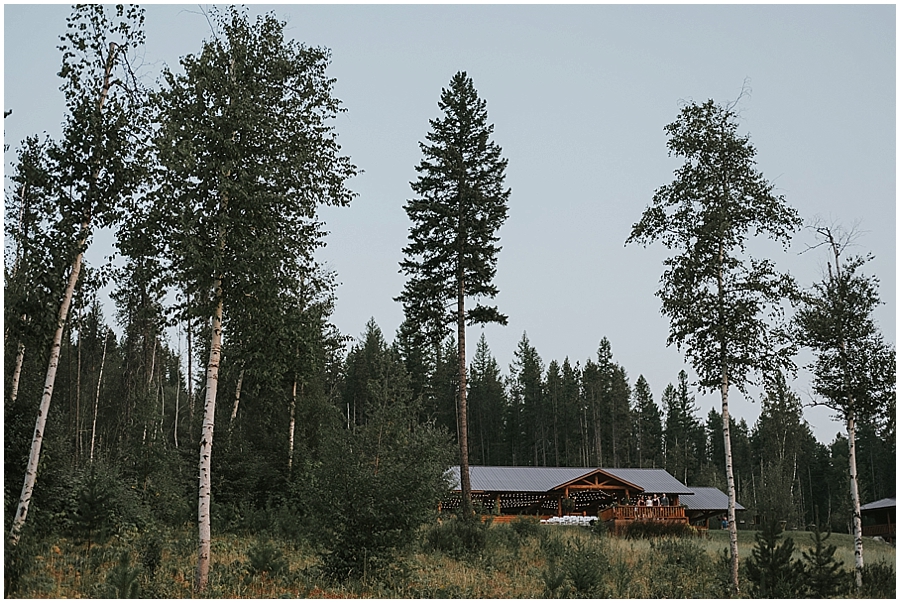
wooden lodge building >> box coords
[860,497,895,543]
[445,465,739,533]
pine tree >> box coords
[627,98,801,593]
[632,375,663,468]
[397,71,510,513]
[801,520,850,598]
[746,516,804,598]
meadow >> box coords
[8,519,895,598]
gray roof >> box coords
[680,487,745,511]
[860,497,896,512]
[601,468,693,495]
[447,466,604,493]
[446,466,691,495]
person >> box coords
[661,494,669,506]
[646,495,654,507]
[638,496,646,507]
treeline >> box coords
[351,321,894,534]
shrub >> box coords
[100,550,141,598]
[564,539,609,596]
[647,537,718,598]
[247,539,289,577]
[623,520,694,539]
[859,560,896,598]
[510,514,543,539]
[423,515,489,560]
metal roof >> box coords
[860,497,896,512]
[447,466,604,493]
[447,466,691,495]
[600,468,694,495]
[680,487,745,511]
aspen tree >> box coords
[627,99,800,594]
[153,7,355,590]
[9,4,146,547]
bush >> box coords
[647,537,719,598]
[859,560,895,598]
[509,514,543,539]
[247,539,289,577]
[622,520,695,539]
[300,398,453,581]
[564,539,609,596]
[423,515,489,560]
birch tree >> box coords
[9,4,146,547]
[627,99,800,594]
[793,226,895,590]
[153,7,356,591]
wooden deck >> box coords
[599,505,688,535]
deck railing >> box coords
[862,523,895,538]
[600,505,686,522]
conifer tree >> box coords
[627,99,800,593]
[746,516,804,598]
[397,71,510,512]
[632,375,663,468]
[801,520,850,598]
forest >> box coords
[4,5,895,598]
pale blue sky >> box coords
[4,3,896,443]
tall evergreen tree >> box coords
[627,98,801,593]
[397,71,510,512]
[153,7,356,590]
[508,333,545,465]
[468,334,506,466]
[632,375,663,468]
[662,371,704,485]
[793,226,895,590]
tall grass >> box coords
[8,523,895,598]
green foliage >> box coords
[247,539,289,577]
[745,517,804,598]
[301,358,453,581]
[793,242,895,423]
[859,560,896,598]
[101,550,141,598]
[62,464,150,545]
[800,523,849,598]
[647,537,720,598]
[423,515,489,561]
[622,520,696,540]
[563,538,609,596]
[509,515,543,540]
[397,70,510,335]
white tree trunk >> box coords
[9,236,87,545]
[229,367,245,433]
[288,379,297,472]
[10,339,26,403]
[721,376,740,594]
[89,329,109,463]
[196,284,224,592]
[848,412,864,589]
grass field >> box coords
[8,522,896,598]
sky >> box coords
[3,3,896,445]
